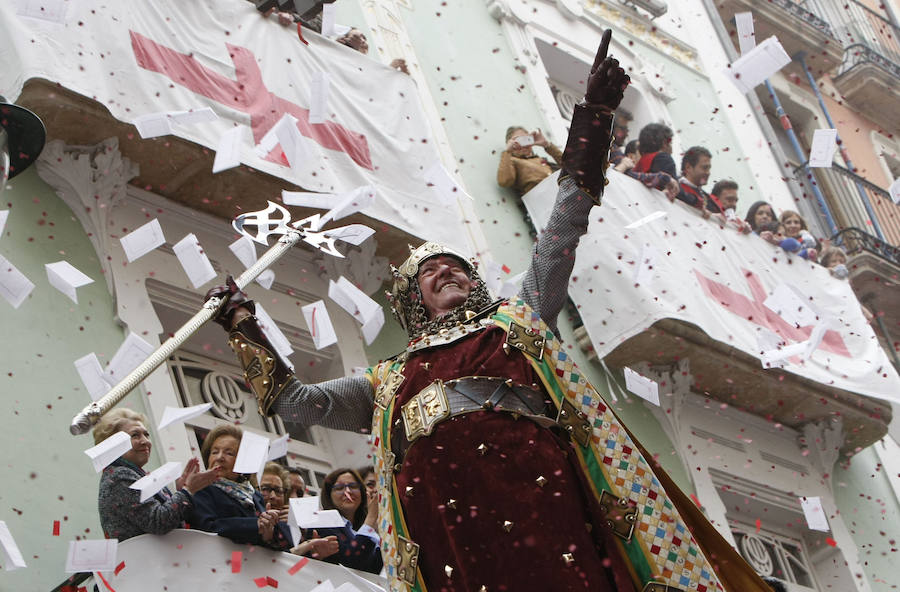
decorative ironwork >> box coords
[834,0,900,78]
[201,371,248,422]
[769,0,835,38]
[733,527,818,589]
[830,227,900,267]
[837,42,900,80]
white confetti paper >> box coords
[120,219,165,262]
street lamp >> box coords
[0,96,46,193]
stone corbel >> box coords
[799,417,844,481]
[35,138,139,295]
[316,238,390,296]
[556,0,584,20]
[632,55,676,104]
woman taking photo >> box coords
[310,468,382,574]
[95,408,217,541]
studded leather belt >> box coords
[389,377,553,468]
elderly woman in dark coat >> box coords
[95,408,218,541]
[189,424,293,550]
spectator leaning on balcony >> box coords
[628,122,679,199]
[820,246,849,278]
[259,462,290,521]
[745,200,777,234]
[779,210,818,261]
[677,146,712,210]
[608,107,633,166]
[286,466,307,498]
[496,126,563,196]
[95,408,218,541]
[707,180,750,232]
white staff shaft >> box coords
[69,231,303,435]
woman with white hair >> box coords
[94,408,217,541]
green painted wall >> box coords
[0,169,154,587]
[833,446,900,591]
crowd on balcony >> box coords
[496,114,856,279]
[93,410,383,574]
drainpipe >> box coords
[763,79,839,235]
[795,52,886,241]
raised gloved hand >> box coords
[204,276,255,330]
[562,30,631,199]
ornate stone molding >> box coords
[636,359,692,442]
[35,138,139,292]
[316,238,390,296]
[798,417,844,479]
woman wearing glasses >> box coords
[310,468,382,574]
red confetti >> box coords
[267,577,279,588]
[231,551,243,573]
[53,520,60,536]
[825,537,837,547]
[254,577,268,588]
[96,571,117,592]
[296,23,309,45]
[501,264,511,274]
[114,561,126,575]
[690,494,702,508]
[287,557,308,575]
[755,519,761,533]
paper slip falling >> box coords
[232,430,270,481]
[84,431,132,473]
[228,236,276,289]
[623,367,660,406]
[808,129,837,168]
[360,307,385,345]
[282,190,336,209]
[0,254,35,309]
[625,211,666,229]
[323,224,375,246]
[65,539,118,573]
[734,12,756,55]
[302,300,338,349]
[120,219,165,262]
[290,496,345,529]
[272,114,310,170]
[889,178,900,204]
[45,261,93,303]
[133,113,173,139]
[725,36,790,94]
[309,71,331,125]
[105,332,155,381]
[173,234,217,289]
[212,126,244,173]
[0,520,27,570]
[129,461,183,503]
[328,276,381,325]
[764,284,819,327]
[760,340,807,367]
[168,107,218,127]
[157,402,213,431]
[74,353,112,401]
[326,186,377,222]
[267,434,290,461]
[254,304,294,366]
[0,210,8,235]
[799,496,830,532]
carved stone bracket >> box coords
[316,238,390,296]
[35,138,139,293]
[799,417,844,479]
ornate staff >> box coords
[69,202,370,435]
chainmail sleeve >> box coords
[519,176,597,336]
[272,375,375,433]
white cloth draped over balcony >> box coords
[0,0,471,252]
[525,171,900,406]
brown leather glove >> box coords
[562,30,631,199]
[205,276,255,330]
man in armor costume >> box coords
[209,32,770,592]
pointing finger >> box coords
[592,29,612,73]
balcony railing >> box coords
[830,227,900,268]
[771,0,836,37]
[834,0,900,78]
[792,161,900,247]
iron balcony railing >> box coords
[771,0,837,38]
[830,227,900,268]
[833,0,900,78]
[792,160,900,248]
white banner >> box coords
[525,172,900,406]
[1,0,470,252]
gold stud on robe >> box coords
[562,553,575,566]
[535,475,548,487]
[477,443,488,455]
[502,520,513,532]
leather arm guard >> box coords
[228,315,294,417]
[560,104,616,203]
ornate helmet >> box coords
[387,242,494,339]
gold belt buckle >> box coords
[395,535,420,586]
[402,379,451,442]
[599,490,638,541]
[375,369,405,410]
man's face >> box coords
[718,188,738,210]
[417,255,473,319]
[686,155,711,187]
[613,119,630,144]
[260,474,286,509]
[289,473,305,498]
